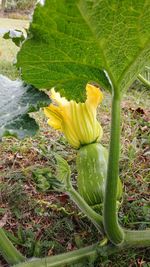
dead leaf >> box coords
[0,213,8,227]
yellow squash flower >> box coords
[44,84,103,149]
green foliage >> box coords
[17,0,150,101]
[32,167,62,192]
[0,75,50,138]
[3,30,25,47]
[55,154,71,188]
[4,227,25,246]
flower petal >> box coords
[44,106,63,130]
[51,88,68,106]
[86,84,103,107]
[44,84,103,149]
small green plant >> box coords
[32,167,62,192]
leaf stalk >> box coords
[0,228,25,265]
[67,186,104,233]
[104,91,124,244]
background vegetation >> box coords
[0,0,36,11]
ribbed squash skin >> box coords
[76,143,122,206]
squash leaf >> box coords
[0,75,50,138]
[17,0,150,101]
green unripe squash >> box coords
[76,143,122,206]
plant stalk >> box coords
[14,234,148,267]
[104,92,124,245]
[13,243,120,267]
[68,186,104,233]
[0,228,25,265]
[13,235,150,267]
[137,74,150,88]
[124,229,150,247]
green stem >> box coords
[104,92,124,245]
[67,186,104,233]
[124,229,150,247]
[103,90,150,247]
[137,74,150,88]
[13,243,120,267]
[55,153,103,233]
[13,235,150,267]
[0,228,25,265]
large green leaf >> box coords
[17,0,150,101]
[0,75,50,138]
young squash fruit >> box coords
[76,143,122,207]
